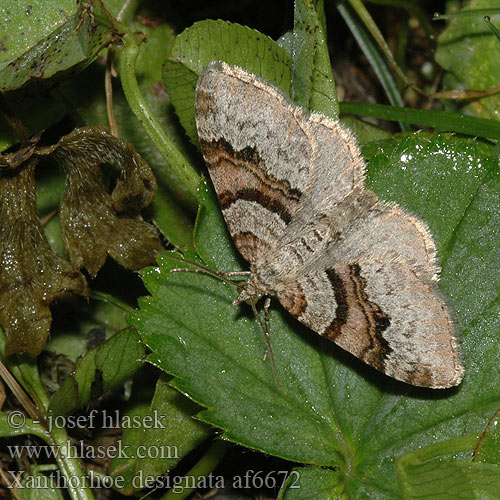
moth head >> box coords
[233,282,263,308]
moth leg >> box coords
[262,297,271,361]
[170,253,280,385]
[250,297,279,387]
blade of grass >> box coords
[434,9,500,20]
[338,2,410,131]
[484,16,500,41]
[367,0,435,43]
[159,440,229,500]
[348,0,409,84]
[340,101,500,139]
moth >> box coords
[193,61,464,389]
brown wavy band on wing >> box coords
[276,265,391,373]
[323,264,392,372]
[200,137,303,261]
[200,138,302,213]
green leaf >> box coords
[0,412,47,439]
[132,130,500,497]
[435,0,500,119]
[0,1,115,91]
[395,436,500,499]
[285,0,338,118]
[278,467,344,500]
[474,410,500,464]
[49,327,145,416]
[162,19,292,145]
[109,374,210,495]
[17,466,65,500]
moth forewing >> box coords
[194,61,464,389]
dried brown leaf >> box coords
[0,160,87,356]
[49,127,162,276]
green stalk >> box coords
[48,426,95,500]
[340,101,500,139]
[338,3,409,131]
[348,0,409,84]
[119,31,200,212]
[367,0,435,42]
[160,440,229,500]
[434,8,500,20]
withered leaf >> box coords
[0,160,87,356]
[49,127,163,276]
[0,125,161,357]
[0,131,43,170]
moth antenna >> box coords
[169,255,247,288]
[167,254,218,273]
[250,298,280,388]
[170,267,213,275]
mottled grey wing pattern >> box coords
[195,61,463,389]
[276,260,461,388]
[195,62,363,267]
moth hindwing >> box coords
[193,61,463,389]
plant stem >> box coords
[339,101,500,139]
[119,31,200,212]
[160,439,229,500]
[348,0,409,85]
[49,425,95,500]
[89,290,134,312]
[0,94,30,145]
